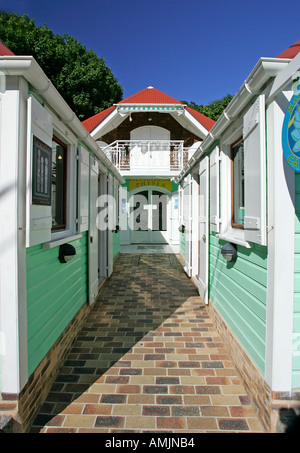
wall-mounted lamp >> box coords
[178,224,185,233]
[221,243,237,263]
[59,243,76,263]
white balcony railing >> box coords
[101,140,189,172]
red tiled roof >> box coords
[118,86,181,105]
[82,106,115,134]
[186,106,216,132]
[82,86,215,133]
[277,40,300,59]
[0,41,14,56]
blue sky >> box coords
[1,0,299,105]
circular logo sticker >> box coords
[282,84,300,172]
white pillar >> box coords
[0,76,28,395]
[265,91,294,392]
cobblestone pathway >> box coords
[30,254,265,433]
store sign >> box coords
[282,84,300,172]
[129,179,172,191]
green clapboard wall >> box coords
[26,232,88,377]
[209,233,268,374]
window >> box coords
[214,96,267,247]
[51,136,67,230]
[231,138,245,228]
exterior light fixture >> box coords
[221,243,237,262]
[59,243,76,263]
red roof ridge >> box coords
[118,86,182,105]
[277,40,300,59]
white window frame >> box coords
[43,123,80,249]
[216,95,267,248]
[216,118,252,248]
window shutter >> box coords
[114,176,119,226]
[78,145,90,232]
[183,174,192,277]
[178,185,183,225]
[209,145,220,233]
[107,173,114,277]
[243,95,267,246]
[26,96,53,247]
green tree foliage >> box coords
[0,12,123,120]
[182,94,233,122]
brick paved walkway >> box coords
[30,254,265,433]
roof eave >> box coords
[175,57,291,183]
[0,55,125,183]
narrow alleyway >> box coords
[30,253,265,433]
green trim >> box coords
[117,105,184,112]
[28,90,44,106]
[171,181,179,192]
[78,141,92,154]
[205,140,220,159]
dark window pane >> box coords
[152,191,167,231]
[52,138,67,229]
[232,140,244,227]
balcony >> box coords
[101,140,189,175]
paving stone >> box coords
[172,406,200,417]
[83,404,112,415]
[218,418,249,431]
[143,385,168,394]
[157,416,187,430]
[142,406,170,416]
[100,395,126,404]
[156,395,183,405]
[95,416,125,428]
[64,415,96,428]
[30,253,265,433]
